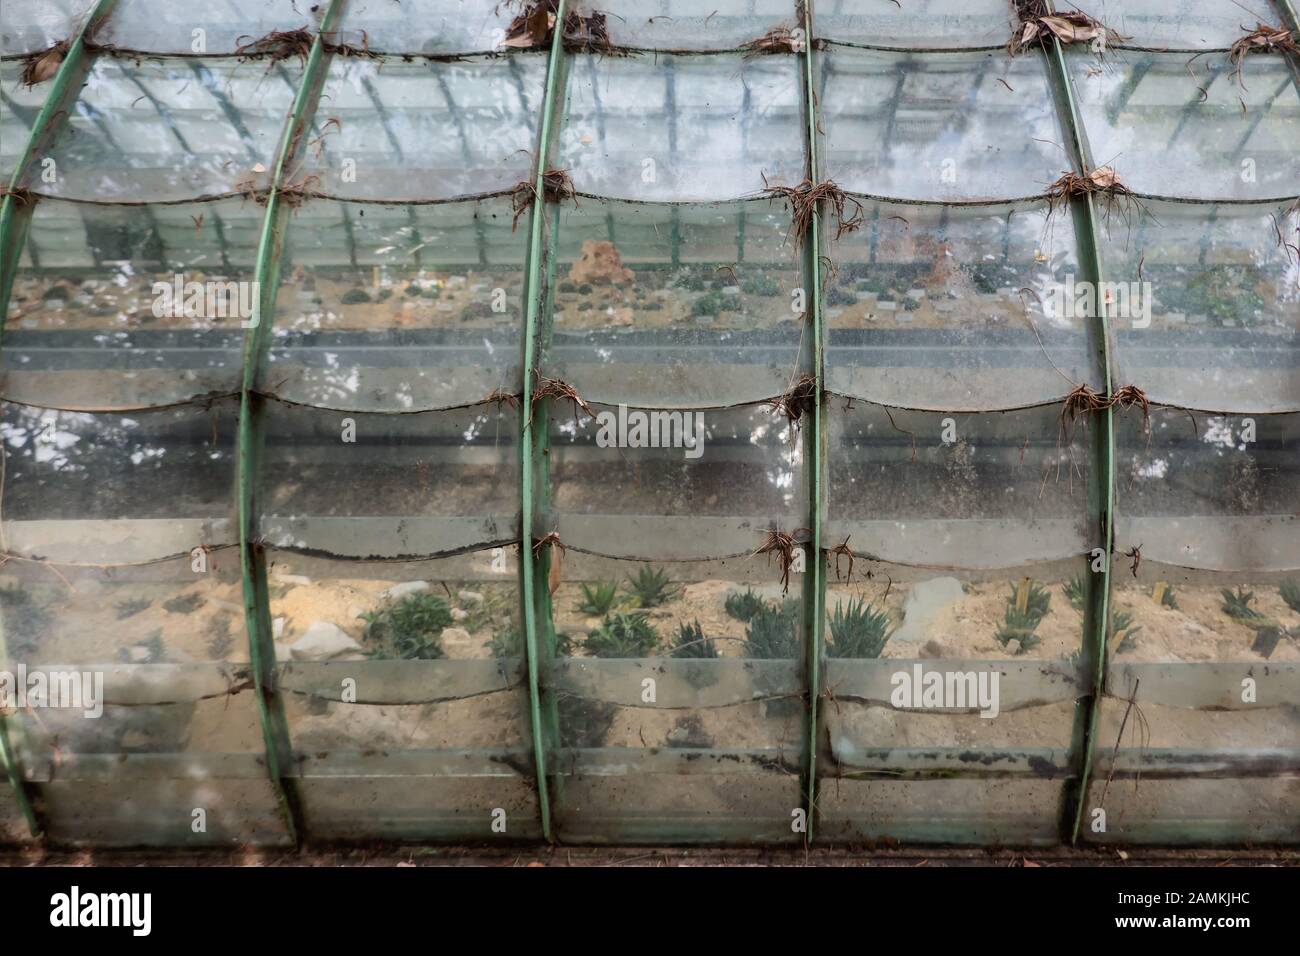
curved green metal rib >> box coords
[1037,24,1116,845]
[0,0,121,841]
[236,0,347,847]
[798,0,825,844]
[518,0,572,844]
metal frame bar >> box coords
[236,0,348,847]
[518,0,572,844]
[0,0,122,841]
[798,0,825,844]
[1036,19,1117,846]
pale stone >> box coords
[290,621,362,662]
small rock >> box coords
[290,621,362,662]
[272,617,286,640]
[457,590,484,605]
[127,645,152,663]
[451,608,470,621]
[893,577,966,644]
[919,639,947,659]
[384,580,430,600]
[440,627,473,651]
[274,573,312,586]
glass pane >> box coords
[1114,407,1296,572]
[1091,0,1285,50]
[270,548,541,840]
[546,552,805,843]
[38,56,301,201]
[259,400,519,559]
[0,0,89,56]
[265,196,525,411]
[0,399,239,563]
[543,400,806,561]
[815,0,1013,48]
[1068,49,1300,200]
[819,46,1066,201]
[100,0,320,54]
[559,52,804,202]
[826,402,1094,568]
[1,60,48,182]
[570,0,794,50]
[543,197,804,407]
[338,0,519,56]
[1102,199,1299,413]
[824,199,1097,409]
[4,198,261,409]
[299,53,545,201]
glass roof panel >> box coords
[337,0,518,56]
[569,0,795,50]
[0,0,90,56]
[98,0,321,54]
[1090,0,1285,50]
[814,0,1014,48]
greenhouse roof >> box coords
[0,1,1297,850]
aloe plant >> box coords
[671,619,718,659]
[1280,579,1300,614]
[724,587,767,622]
[1221,586,1263,621]
[625,566,682,608]
[826,596,893,659]
[585,612,659,658]
[743,599,801,659]
[995,607,1043,654]
[1063,574,1086,612]
[362,592,451,660]
[1113,610,1142,654]
[577,580,620,616]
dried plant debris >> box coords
[829,536,856,583]
[502,0,559,49]
[235,28,315,64]
[1007,2,1127,56]
[21,41,69,87]
[510,168,577,229]
[1110,383,1150,434]
[0,187,36,207]
[755,529,808,595]
[483,387,521,410]
[1228,24,1298,90]
[1060,382,1151,444]
[532,373,594,424]
[761,176,864,246]
[324,29,383,59]
[741,24,802,57]
[563,10,623,54]
[1045,166,1143,228]
[766,375,819,429]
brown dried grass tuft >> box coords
[755,528,808,595]
[325,29,383,59]
[1110,383,1150,436]
[510,168,576,229]
[0,187,36,206]
[829,536,855,583]
[484,387,521,411]
[741,25,802,57]
[563,10,625,54]
[1007,6,1128,56]
[20,41,68,87]
[761,175,864,247]
[765,374,819,429]
[1045,166,1144,230]
[1228,23,1298,90]
[235,28,315,64]
[532,530,565,559]
[502,0,559,49]
[531,373,594,427]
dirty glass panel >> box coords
[3,198,261,409]
[0,0,88,56]
[338,0,519,56]
[269,548,541,840]
[819,45,1065,201]
[825,199,1096,409]
[546,552,805,843]
[0,399,239,564]
[99,0,321,54]
[542,197,803,408]
[1084,564,1300,844]
[1089,0,1285,50]
[559,52,804,202]
[1100,199,1299,413]
[0,60,48,182]
[265,196,525,411]
[542,400,806,561]
[36,55,301,201]
[1113,407,1297,572]
[826,402,1094,568]
[1067,49,1300,200]
[570,0,793,50]
[817,553,1089,844]
[814,0,1013,48]
[0,787,26,843]
[299,53,544,201]
[258,400,519,559]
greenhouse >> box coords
[0,0,1296,852]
